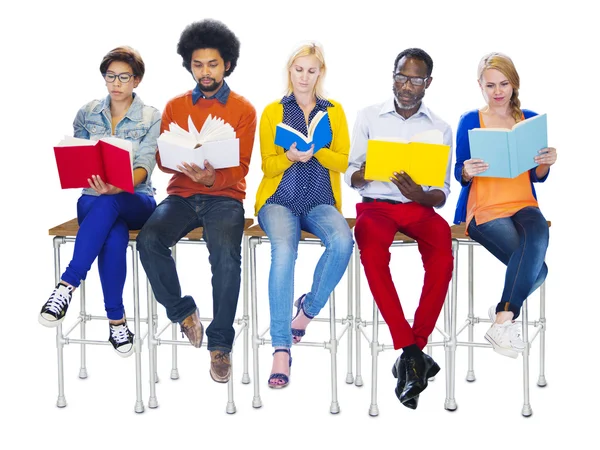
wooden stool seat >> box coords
[49,218,255,240]
[244,218,356,240]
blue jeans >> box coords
[467,206,549,319]
[258,204,354,348]
[136,194,245,352]
[62,193,156,320]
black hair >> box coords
[176,19,240,77]
[393,48,433,76]
[99,46,145,80]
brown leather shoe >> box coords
[210,350,231,383]
[180,309,204,348]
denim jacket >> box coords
[73,93,161,196]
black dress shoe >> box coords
[392,355,419,409]
[400,352,440,404]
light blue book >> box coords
[468,113,548,178]
[274,111,332,152]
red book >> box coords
[53,137,134,193]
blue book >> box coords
[274,111,332,152]
[468,113,548,178]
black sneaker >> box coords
[39,283,74,327]
[109,321,135,358]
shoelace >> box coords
[44,289,70,315]
[110,324,131,344]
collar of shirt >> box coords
[280,93,334,110]
[95,92,144,122]
[192,80,230,105]
[379,97,433,122]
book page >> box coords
[307,111,326,138]
[57,136,96,146]
[197,114,236,143]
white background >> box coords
[1,0,597,448]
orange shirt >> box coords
[157,89,257,201]
[466,111,538,229]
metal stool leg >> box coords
[78,280,88,379]
[345,255,354,385]
[242,235,251,384]
[170,322,179,380]
[466,245,476,382]
[226,354,236,414]
[444,239,459,411]
[170,245,179,380]
[130,242,145,413]
[354,247,364,387]
[368,300,380,417]
[53,237,67,408]
[537,282,547,387]
[329,291,340,414]
[249,237,262,408]
[521,299,533,417]
[147,284,158,409]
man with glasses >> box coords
[137,19,257,384]
[345,48,453,409]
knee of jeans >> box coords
[270,242,298,266]
[136,225,161,253]
[328,231,354,259]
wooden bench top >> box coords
[241,220,551,244]
[49,218,255,241]
[245,218,356,240]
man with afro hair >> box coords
[138,19,257,384]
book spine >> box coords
[507,132,518,178]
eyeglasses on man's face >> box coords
[103,72,134,83]
[393,73,429,86]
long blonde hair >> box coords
[477,52,523,123]
[285,42,327,98]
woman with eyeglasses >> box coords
[453,52,557,359]
[39,46,161,358]
[255,42,354,388]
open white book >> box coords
[157,115,239,171]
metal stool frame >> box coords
[445,223,548,416]
[246,221,355,414]
[49,220,147,413]
[352,232,459,416]
[145,220,253,414]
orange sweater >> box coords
[466,111,538,228]
[157,89,257,201]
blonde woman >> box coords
[453,52,557,358]
[255,43,354,388]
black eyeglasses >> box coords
[393,73,429,86]
[103,72,134,83]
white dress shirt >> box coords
[345,98,453,207]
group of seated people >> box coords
[38,19,556,409]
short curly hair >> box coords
[177,19,240,77]
[393,48,433,77]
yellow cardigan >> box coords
[254,98,350,216]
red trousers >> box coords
[354,201,453,350]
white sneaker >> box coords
[484,320,526,359]
[488,305,497,322]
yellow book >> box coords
[365,133,450,187]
